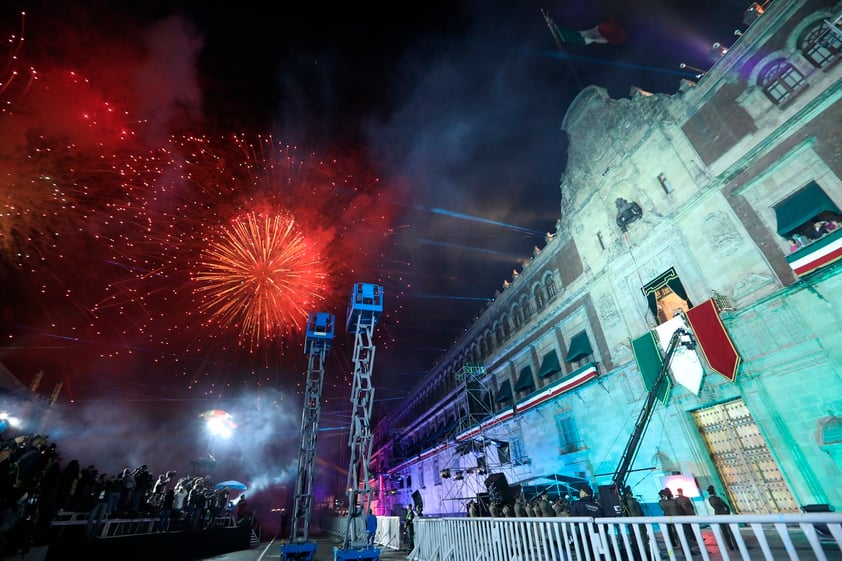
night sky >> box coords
[0,0,749,515]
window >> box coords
[522,296,534,319]
[514,365,535,392]
[564,331,593,366]
[510,433,528,465]
[433,457,441,485]
[496,441,511,464]
[501,315,511,338]
[418,464,425,489]
[539,349,562,379]
[534,285,546,309]
[759,59,806,105]
[495,379,513,405]
[800,21,841,68]
[774,182,842,250]
[495,322,505,344]
[545,275,558,299]
[655,285,691,324]
[512,305,522,329]
[642,267,693,325]
[555,415,581,454]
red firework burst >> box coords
[193,211,328,348]
[97,133,396,369]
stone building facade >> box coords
[370,0,842,517]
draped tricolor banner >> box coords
[631,330,670,403]
[685,298,741,382]
[655,316,704,396]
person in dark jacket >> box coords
[658,488,681,547]
[570,485,604,554]
[570,485,604,517]
[621,486,648,561]
[675,488,702,553]
[707,486,737,550]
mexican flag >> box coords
[548,16,627,46]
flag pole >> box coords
[540,9,584,90]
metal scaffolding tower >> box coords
[456,364,492,435]
[281,312,335,561]
[448,363,514,513]
[335,283,383,561]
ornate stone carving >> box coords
[597,293,620,328]
[704,211,742,257]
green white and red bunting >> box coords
[685,299,741,382]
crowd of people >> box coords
[788,219,840,253]
[465,488,580,519]
[454,482,738,556]
[0,431,255,557]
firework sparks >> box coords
[0,7,402,400]
[194,211,328,348]
[88,133,398,394]
[0,11,37,108]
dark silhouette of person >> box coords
[658,488,681,548]
[707,486,736,550]
[570,485,604,554]
[366,510,377,546]
[621,486,649,560]
[675,488,702,552]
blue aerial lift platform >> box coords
[335,284,382,561]
[280,312,335,561]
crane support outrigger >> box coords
[281,312,335,561]
[611,325,697,512]
[335,283,383,561]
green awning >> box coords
[538,350,561,379]
[564,331,592,363]
[631,331,670,403]
[775,182,839,236]
[495,379,513,403]
[514,365,535,391]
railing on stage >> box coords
[50,511,238,538]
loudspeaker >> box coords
[598,484,622,516]
[484,473,511,503]
[411,490,423,510]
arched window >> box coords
[521,295,534,319]
[534,285,546,309]
[545,275,558,299]
[799,21,841,68]
[501,315,511,338]
[495,322,505,344]
[512,305,522,329]
[759,58,805,105]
